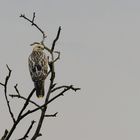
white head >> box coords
[30,42,45,52]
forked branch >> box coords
[9,94,40,108]
[20,13,47,42]
[14,84,20,96]
[0,65,15,123]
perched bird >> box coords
[28,42,48,98]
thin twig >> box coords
[51,26,61,52]
[51,85,68,93]
[51,83,57,89]
[32,12,35,23]
[0,82,4,86]
[51,51,60,63]
[45,112,58,117]
[51,85,80,93]
[18,120,36,140]
[14,84,20,96]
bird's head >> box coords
[30,42,45,52]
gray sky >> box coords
[0,0,140,140]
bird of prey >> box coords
[28,42,48,98]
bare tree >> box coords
[0,13,80,140]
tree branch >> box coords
[18,120,36,140]
[0,65,15,123]
[17,88,36,119]
[9,94,40,108]
[5,88,36,140]
[48,85,80,104]
[51,26,61,52]
[52,51,60,63]
[32,12,35,23]
[20,13,47,42]
[1,129,8,140]
[0,82,4,86]
[14,84,20,96]
[51,85,80,93]
[20,85,80,119]
[9,84,40,107]
[45,112,58,117]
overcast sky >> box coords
[0,0,140,140]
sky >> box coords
[0,0,140,140]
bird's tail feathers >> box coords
[34,81,45,98]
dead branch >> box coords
[51,85,80,93]
[20,13,47,42]
[5,88,36,140]
[1,129,8,140]
[18,120,36,140]
[48,85,80,104]
[17,88,36,119]
[45,112,58,117]
[14,84,20,96]
[0,65,15,123]
[52,51,61,63]
[51,26,61,52]
[9,84,40,107]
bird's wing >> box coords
[28,52,48,82]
